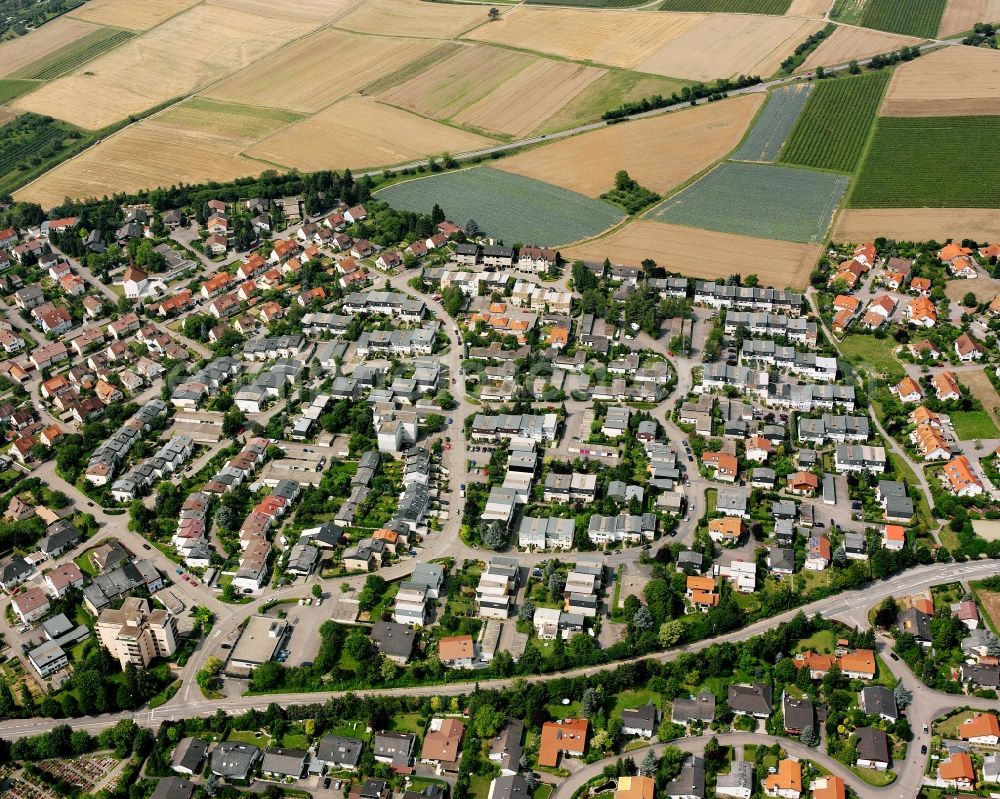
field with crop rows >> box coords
[858,0,946,37]
[779,70,888,172]
[10,27,133,80]
[658,0,791,12]
[0,113,87,196]
[849,116,1000,207]
[375,166,625,245]
[649,160,848,242]
[730,84,812,163]
[528,0,648,7]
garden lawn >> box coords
[375,166,625,245]
[850,116,1000,208]
[392,713,426,736]
[793,628,836,654]
[547,699,583,719]
[610,689,661,718]
[949,410,999,440]
[850,766,896,786]
[649,161,848,243]
[282,732,310,749]
[838,335,905,380]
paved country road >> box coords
[1,560,997,744]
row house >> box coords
[834,444,887,474]
[110,435,193,502]
[797,413,869,445]
[724,312,817,347]
[342,290,426,321]
[767,383,856,412]
[740,339,838,382]
[356,326,435,358]
[693,282,802,314]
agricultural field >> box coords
[834,208,1000,242]
[649,161,848,242]
[9,27,133,81]
[950,411,1000,440]
[562,220,821,288]
[205,0,354,20]
[452,61,606,138]
[849,116,1000,207]
[16,99,295,207]
[881,47,1000,116]
[374,166,625,245]
[376,45,537,121]
[958,368,1000,436]
[938,0,1000,36]
[730,83,812,163]
[537,70,691,134]
[464,8,705,72]
[0,17,100,77]
[0,79,36,104]
[857,0,946,37]
[786,0,833,14]
[799,26,922,73]
[778,70,889,172]
[497,93,764,196]
[0,113,90,197]
[244,96,494,172]
[204,29,441,114]
[12,4,320,130]
[658,0,791,11]
[337,0,489,38]
[527,0,648,6]
[634,14,824,81]
[68,0,199,30]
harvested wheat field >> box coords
[882,46,1000,116]
[69,0,198,30]
[938,0,1000,36]
[637,15,823,80]
[563,220,820,288]
[337,0,487,38]
[786,0,832,15]
[246,96,495,172]
[834,208,1000,243]
[205,29,439,114]
[0,17,99,77]
[466,7,703,71]
[454,60,605,138]
[206,0,357,21]
[12,5,318,129]
[377,44,536,121]
[799,26,922,73]
[497,93,763,197]
[16,99,296,207]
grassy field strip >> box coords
[375,165,625,245]
[849,115,1000,207]
[0,79,41,105]
[857,0,946,38]
[730,83,813,163]
[9,27,133,80]
[658,0,791,10]
[778,69,889,172]
[648,160,848,242]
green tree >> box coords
[311,584,323,599]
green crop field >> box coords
[950,410,999,441]
[0,112,90,196]
[730,84,813,163]
[648,161,848,242]
[857,0,945,37]
[375,166,625,244]
[779,70,889,173]
[528,0,647,6]
[658,0,790,10]
[850,116,1000,207]
[10,27,134,81]
[0,80,37,105]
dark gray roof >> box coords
[898,607,932,641]
[150,776,194,799]
[211,742,260,778]
[171,737,207,773]
[728,683,772,716]
[672,691,715,724]
[856,727,890,764]
[665,756,705,798]
[622,704,658,731]
[782,693,814,732]
[859,686,897,719]
[317,735,363,768]
[489,775,529,799]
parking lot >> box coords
[261,591,359,667]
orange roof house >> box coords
[931,370,961,401]
[910,276,932,294]
[854,241,876,265]
[703,451,738,481]
[788,471,819,494]
[764,759,801,797]
[831,308,855,334]
[909,406,940,427]
[438,635,475,665]
[937,752,975,787]
[893,376,923,402]
[943,455,984,497]
[538,719,588,768]
[939,243,973,262]
[547,326,569,347]
[614,776,655,799]
[810,775,846,799]
[833,295,861,313]
[959,712,1000,742]
[838,648,876,678]
[420,718,465,767]
[709,517,743,542]
[906,296,937,325]
[793,650,836,677]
